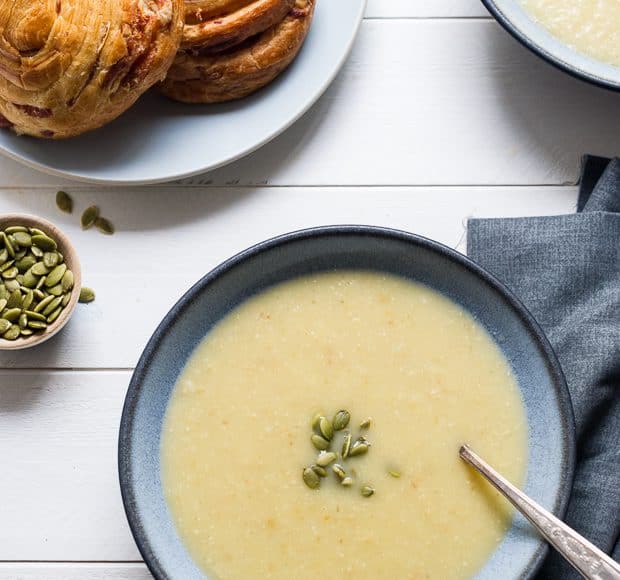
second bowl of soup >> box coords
[119,226,575,580]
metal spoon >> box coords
[459,444,620,580]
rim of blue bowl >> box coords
[481,0,620,92]
[119,225,576,580]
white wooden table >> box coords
[1,1,618,578]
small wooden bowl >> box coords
[0,214,81,351]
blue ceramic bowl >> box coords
[119,225,575,580]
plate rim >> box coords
[118,224,576,580]
[0,0,367,185]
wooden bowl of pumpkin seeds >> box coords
[0,214,81,350]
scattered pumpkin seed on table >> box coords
[0,224,77,341]
[55,191,73,214]
[81,206,100,229]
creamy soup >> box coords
[161,271,528,579]
[520,0,620,67]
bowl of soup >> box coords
[482,0,620,90]
[119,225,575,579]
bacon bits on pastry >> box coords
[182,0,295,52]
[160,0,315,104]
[0,0,184,139]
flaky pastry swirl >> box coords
[160,0,315,104]
[0,0,183,138]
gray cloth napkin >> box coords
[467,156,620,579]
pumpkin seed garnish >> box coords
[332,464,347,480]
[388,470,402,478]
[47,307,62,324]
[79,287,95,303]
[12,231,32,247]
[55,191,73,214]
[27,320,47,330]
[45,264,66,287]
[311,465,327,478]
[311,434,330,451]
[94,217,115,235]
[319,417,334,440]
[311,413,324,431]
[43,252,59,269]
[81,206,100,230]
[348,441,369,457]
[5,226,27,234]
[316,451,337,467]
[18,313,28,329]
[31,234,56,251]
[341,431,352,459]
[61,270,74,292]
[360,485,375,497]
[360,417,372,429]
[302,467,320,490]
[2,308,21,322]
[341,476,354,487]
[332,410,350,431]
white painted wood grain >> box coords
[0,21,618,188]
[0,564,150,580]
[0,185,576,369]
[366,0,487,18]
[0,371,139,561]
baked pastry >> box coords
[0,0,183,139]
[183,0,295,52]
[160,0,315,104]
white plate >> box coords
[0,0,366,185]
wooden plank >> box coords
[0,185,576,369]
[0,20,616,188]
[0,372,140,561]
[0,564,150,580]
[366,0,487,18]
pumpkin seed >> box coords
[341,477,354,487]
[16,255,36,273]
[47,284,63,296]
[0,248,7,264]
[2,308,21,321]
[22,290,33,311]
[302,467,320,490]
[348,442,369,457]
[31,234,57,251]
[311,434,330,451]
[360,485,375,497]
[45,264,66,287]
[79,287,95,303]
[16,275,24,284]
[1,266,18,279]
[47,307,62,324]
[42,296,62,316]
[94,217,115,235]
[332,464,346,479]
[6,289,22,309]
[33,289,45,300]
[23,270,39,289]
[35,275,46,289]
[31,246,43,258]
[0,298,6,311]
[0,260,14,272]
[25,311,46,322]
[319,417,334,440]
[15,249,26,260]
[311,465,327,478]
[29,228,46,236]
[81,206,100,229]
[4,279,19,292]
[61,270,74,292]
[43,252,59,269]
[0,285,6,301]
[34,295,54,313]
[0,319,11,333]
[360,417,372,429]
[2,324,20,340]
[55,191,73,213]
[12,231,32,247]
[61,292,71,307]
[5,226,27,234]
[316,451,337,467]
[31,262,50,276]
[27,320,47,330]
[2,233,15,258]
[332,410,351,431]
[311,413,324,431]
[388,470,401,478]
[18,313,28,329]
[341,431,352,459]
[20,328,33,336]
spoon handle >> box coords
[459,444,620,580]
